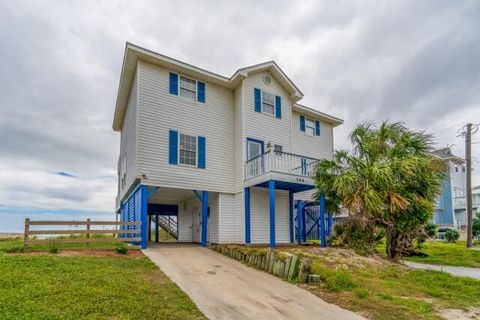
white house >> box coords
[113,43,343,249]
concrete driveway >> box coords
[143,244,364,320]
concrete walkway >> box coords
[144,244,364,320]
[404,261,480,279]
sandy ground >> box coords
[144,244,364,320]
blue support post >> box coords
[244,187,251,244]
[201,191,209,247]
[297,200,304,244]
[289,190,294,243]
[269,180,276,248]
[155,211,159,243]
[319,193,326,248]
[140,185,148,249]
[302,205,307,243]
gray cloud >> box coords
[0,0,479,231]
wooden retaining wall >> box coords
[211,245,313,283]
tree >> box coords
[314,121,447,259]
[472,216,480,238]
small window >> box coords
[305,118,315,137]
[179,76,197,102]
[261,91,275,115]
[455,165,458,172]
[274,144,283,153]
[179,134,197,166]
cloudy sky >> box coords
[1,1,479,232]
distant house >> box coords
[432,148,466,228]
[112,43,343,249]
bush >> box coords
[334,216,381,254]
[425,223,437,239]
[116,244,128,254]
[444,229,460,243]
[49,246,59,254]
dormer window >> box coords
[179,76,197,102]
[262,91,275,115]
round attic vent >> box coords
[263,75,272,85]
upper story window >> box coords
[179,133,197,166]
[262,91,275,115]
[274,144,283,153]
[179,76,197,102]
[305,118,315,136]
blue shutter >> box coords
[275,95,282,119]
[169,130,178,164]
[197,81,205,103]
[254,88,261,112]
[198,136,206,169]
[169,73,178,95]
[300,115,305,132]
[315,120,320,136]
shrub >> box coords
[116,244,128,254]
[334,216,382,254]
[444,229,460,243]
[49,246,59,254]
[425,223,437,239]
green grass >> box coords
[0,239,205,320]
[308,256,480,319]
[402,241,480,268]
[224,245,480,319]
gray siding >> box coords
[117,70,138,204]
[250,187,290,244]
[242,71,293,154]
[136,61,235,193]
[291,112,334,160]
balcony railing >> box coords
[245,150,320,180]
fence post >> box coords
[24,218,30,247]
[86,218,90,247]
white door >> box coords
[192,207,200,243]
[247,140,263,176]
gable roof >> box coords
[431,147,464,163]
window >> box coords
[274,144,283,153]
[179,134,197,166]
[179,76,197,102]
[305,118,315,136]
[261,91,275,115]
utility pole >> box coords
[466,123,473,248]
[459,123,479,248]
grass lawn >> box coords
[401,241,480,268]
[229,245,480,320]
[0,238,205,320]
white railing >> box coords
[245,150,319,180]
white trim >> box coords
[178,133,198,167]
[178,74,197,103]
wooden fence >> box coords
[24,219,141,248]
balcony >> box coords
[244,150,319,190]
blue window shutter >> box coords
[275,95,282,119]
[254,88,261,112]
[315,120,320,136]
[169,130,178,164]
[198,136,206,169]
[169,73,178,95]
[300,115,305,132]
[197,81,205,103]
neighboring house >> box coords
[113,43,343,249]
[432,148,466,229]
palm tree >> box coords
[314,121,447,259]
